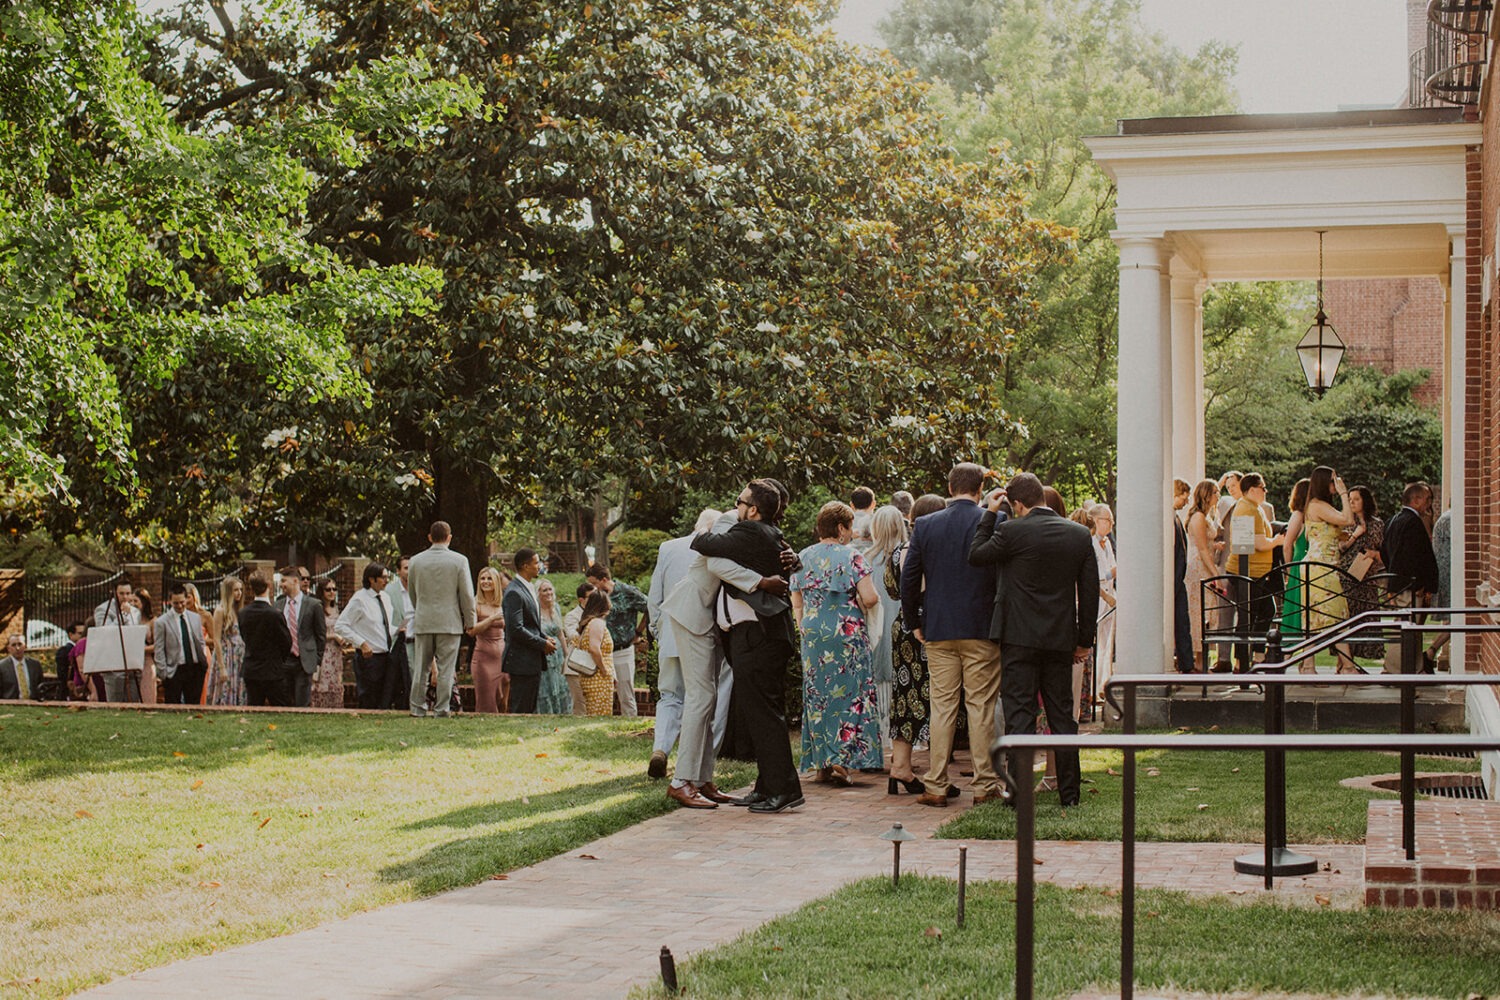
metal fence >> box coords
[165,564,250,612]
[23,571,127,637]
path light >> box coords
[880,822,916,887]
[659,945,678,994]
[957,844,968,928]
[1296,230,1345,398]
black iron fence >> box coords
[164,564,250,613]
[23,571,127,638]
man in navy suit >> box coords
[502,548,555,713]
[970,473,1098,807]
[899,462,1004,806]
[1380,481,1440,672]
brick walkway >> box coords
[81,753,1361,1000]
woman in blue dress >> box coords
[791,501,883,783]
[535,578,573,714]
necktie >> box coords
[14,658,29,699]
[286,598,300,657]
[378,592,391,648]
[179,613,197,667]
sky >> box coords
[831,0,1410,114]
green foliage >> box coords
[779,484,840,551]
[878,0,1004,95]
[607,528,671,583]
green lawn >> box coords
[0,705,749,999]
[940,745,1478,844]
[638,876,1500,999]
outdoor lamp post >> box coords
[1296,230,1345,397]
[880,822,916,887]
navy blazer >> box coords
[501,579,548,677]
[1381,507,1439,595]
[899,498,998,642]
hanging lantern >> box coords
[1296,231,1345,398]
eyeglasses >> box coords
[735,497,751,508]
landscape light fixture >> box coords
[879,822,916,887]
[1295,230,1346,398]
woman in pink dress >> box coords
[469,567,508,713]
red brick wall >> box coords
[1475,93,1498,681]
[1323,278,1445,405]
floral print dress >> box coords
[792,541,883,771]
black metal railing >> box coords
[23,571,127,636]
[165,563,250,613]
[992,730,1500,1000]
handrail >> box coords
[990,732,1500,1000]
[1252,606,1492,674]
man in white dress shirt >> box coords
[335,562,398,709]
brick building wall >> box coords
[1322,277,1445,405]
[1477,86,1499,685]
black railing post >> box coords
[1121,687,1136,1000]
[1236,555,1252,672]
[1400,625,1419,861]
[1014,746,1036,1000]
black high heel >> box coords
[887,776,925,795]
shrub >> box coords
[608,527,671,582]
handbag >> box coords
[565,644,598,677]
[1348,549,1377,581]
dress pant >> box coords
[1173,576,1194,672]
[1383,589,1417,672]
[286,659,311,707]
[671,624,720,785]
[1000,643,1080,805]
[163,662,206,705]
[354,651,392,710]
[509,672,541,714]
[653,654,686,755]
[922,638,1002,796]
[725,622,800,798]
[612,644,639,717]
[410,632,460,714]
[244,674,289,707]
[566,675,588,716]
[1234,574,1279,671]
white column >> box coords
[1170,259,1203,484]
[1116,236,1172,674]
[1446,229,1467,675]
[1193,279,1208,483]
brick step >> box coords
[1364,799,1500,909]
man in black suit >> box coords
[969,472,1098,807]
[1172,479,1195,672]
[1,634,45,700]
[56,622,86,698]
[239,572,293,706]
[690,478,803,814]
[900,462,1004,806]
[276,565,326,707]
[1380,481,1440,672]
[502,548,555,714]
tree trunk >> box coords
[432,450,491,582]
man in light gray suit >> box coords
[659,509,787,809]
[406,521,477,717]
[646,509,737,779]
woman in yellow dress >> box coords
[575,589,616,716]
[1302,465,1361,674]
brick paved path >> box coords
[82,754,1361,1000]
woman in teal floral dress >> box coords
[791,501,883,782]
[536,578,573,714]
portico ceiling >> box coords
[1083,108,1479,282]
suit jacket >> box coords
[238,600,293,682]
[649,535,697,659]
[968,506,1099,652]
[275,592,326,674]
[407,543,477,635]
[1381,507,1439,594]
[1174,513,1188,583]
[501,578,548,677]
[154,608,209,679]
[661,512,769,638]
[900,498,997,642]
[0,655,45,699]
[689,519,797,646]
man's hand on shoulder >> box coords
[778,545,800,574]
[758,575,789,597]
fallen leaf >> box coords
[108,732,119,740]
[1186,786,1200,792]
[521,796,530,805]
[172,751,187,758]
[535,752,549,758]
[923,926,942,939]
[1102,888,1120,898]
[1314,894,1331,907]
[1088,787,1100,794]
[1034,858,1044,866]
[1106,767,1120,776]
[577,853,599,860]
[258,817,272,829]
[490,873,509,880]
[198,881,221,888]
[1146,910,1159,919]
[190,780,203,790]
[1322,862,1332,871]
[771,945,783,952]
[322,873,336,878]
[1227,889,1247,896]
[75,809,93,819]
[1231,767,1240,773]
[398,741,409,748]
[1196,804,1210,811]
[1146,768,1161,777]
[267,724,277,731]
[196,843,204,850]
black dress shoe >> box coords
[748,792,805,814]
[731,790,769,807]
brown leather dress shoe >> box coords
[916,791,950,807]
[971,790,1008,806]
[667,784,717,809]
[696,782,744,805]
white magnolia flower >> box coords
[962,250,980,263]
[261,426,298,449]
[521,304,537,319]
[519,269,546,283]
[888,414,919,429]
[744,229,765,243]
[639,338,657,352]
[782,353,805,369]
[562,320,586,334]
[395,473,421,489]
[755,320,779,333]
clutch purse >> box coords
[565,645,598,677]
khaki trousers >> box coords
[1382,589,1417,672]
[922,638,1003,795]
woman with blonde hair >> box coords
[468,566,508,712]
[208,577,246,706]
[864,505,907,755]
[1090,506,1118,689]
[1303,465,1360,674]
[574,589,616,716]
[1184,478,1222,671]
[536,577,572,714]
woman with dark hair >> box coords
[791,500,882,784]
[884,493,959,794]
[312,578,347,708]
[1303,465,1359,673]
[134,589,158,704]
[1338,484,1386,660]
[1280,478,1311,641]
[575,589,616,716]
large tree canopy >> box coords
[36,0,1066,569]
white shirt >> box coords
[94,598,141,627]
[714,586,758,630]
[334,587,396,653]
[1094,536,1117,584]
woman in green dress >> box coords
[1279,478,1310,641]
[535,578,573,714]
[791,501,883,783]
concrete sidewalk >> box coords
[81,754,1360,1000]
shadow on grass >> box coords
[400,774,649,832]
